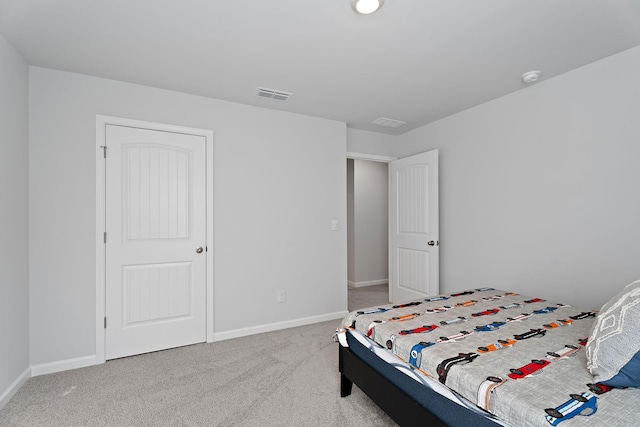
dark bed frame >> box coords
[339,342,446,426]
[338,332,502,427]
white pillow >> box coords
[586,280,640,385]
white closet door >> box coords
[105,124,206,360]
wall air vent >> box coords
[371,117,407,128]
[255,87,293,101]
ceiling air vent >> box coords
[255,87,293,101]
[371,117,407,128]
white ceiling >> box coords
[2,0,640,135]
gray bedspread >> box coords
[341,288,640,427]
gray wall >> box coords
[0,33,29,406]
[28,67,347,366]
[348,160,389,286]
[347,128,396,157]
[397,46,640,309]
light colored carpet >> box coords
[348,283,390,312]
[0,317,397,426]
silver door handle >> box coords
[195,246,204,254]
[428,241,439,246]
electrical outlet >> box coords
[277,290,286,303]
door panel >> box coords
[123,145,191,240]
[397,165,429,235]
[397,248,430,293]
[123,262,192,325]
[105,125,206,360]
[390,150,439,303]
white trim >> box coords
[213,311,349,342]
[206,124,215,344]
[346,152,397,163]
[95,118,106,364]
[31,355,96,377]
[31,355,97,377]
[348,279,388,288]
[95,115,215,362]
[0,367,30,410]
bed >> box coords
[336,282,640,426]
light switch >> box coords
[331,219,339,231]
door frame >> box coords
[346,152,398,164]
[95,115,215,364]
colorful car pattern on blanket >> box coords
[339,287,633,427]
[544,392,597,426]
[399,324,438,335]
[408,341,436,368]
[477,339,516,353]
[475,321,506,332]
[508,359,550,379]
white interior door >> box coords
[389,150,439,303]
[105,124,207,360]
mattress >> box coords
[338,288,640,427]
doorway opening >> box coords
[346,149,440,310]
[346,153,395,311]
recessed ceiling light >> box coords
[351,0,384,15]
[521,70,541,84]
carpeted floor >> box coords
[347,283,389,312]
[0,287,395,426]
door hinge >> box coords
[104,317,107,329]
[103,232,107,243]
[100,145,107,158]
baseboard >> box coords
[0,367,31,410]
[213,310,349,342]
[1,356,96,408]
[348,279,388,288]
[30,355,97,377]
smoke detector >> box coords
[521,70,541,84]
[255,87,293,101]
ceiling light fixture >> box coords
[521,70,541,84]
[352,0,384,15]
